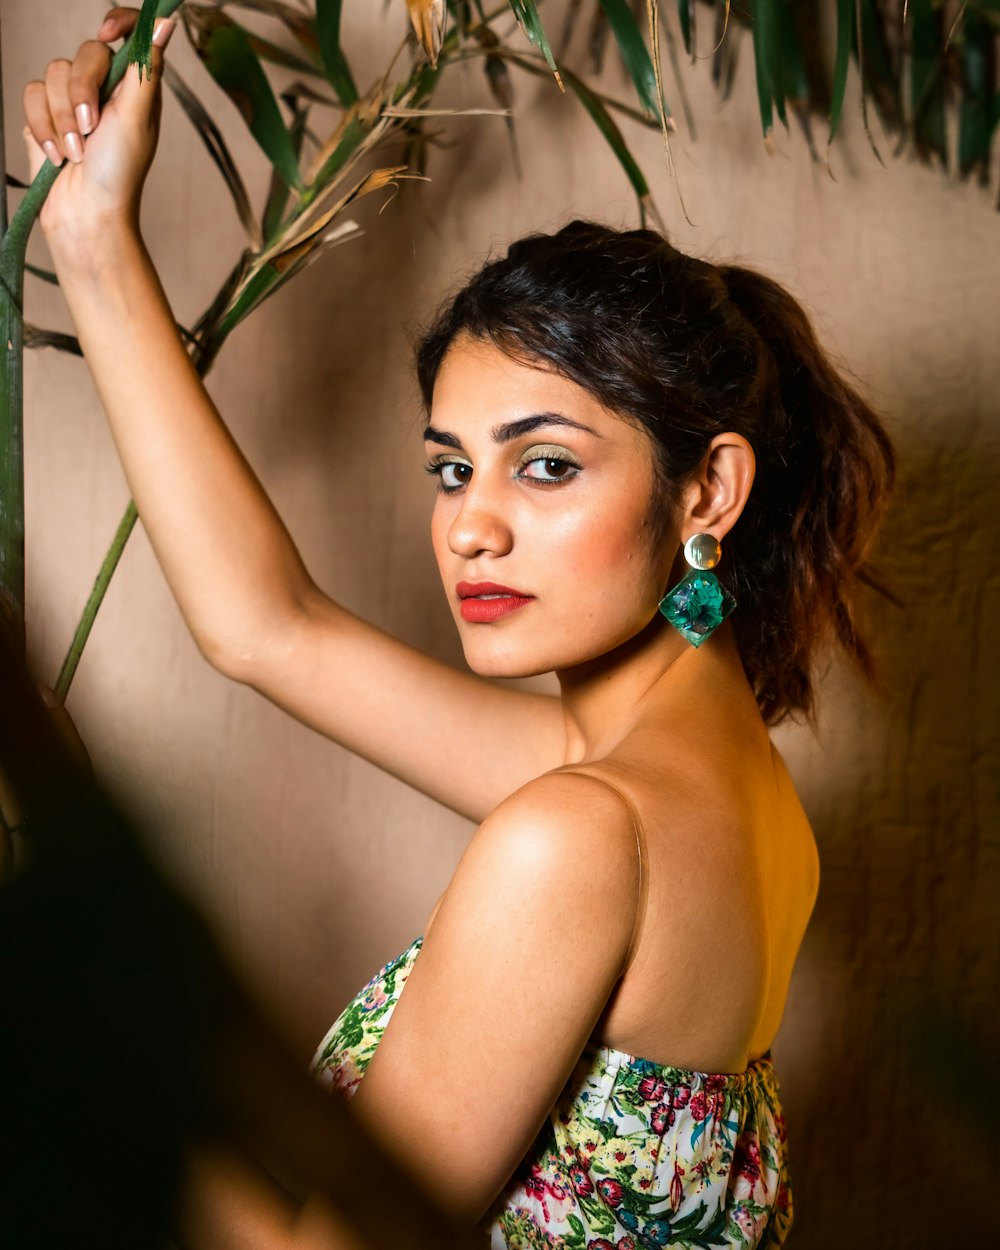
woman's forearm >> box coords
[49,221,324,672]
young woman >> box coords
[23,8,894,1248]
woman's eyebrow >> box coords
[422,413,599,447]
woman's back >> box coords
[575,632,819,1075]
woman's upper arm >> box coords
[347,773,641,1223]
[226,587,566,822]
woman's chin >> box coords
[459,639,558,681]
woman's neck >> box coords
[556,618,744,764]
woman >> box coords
[22,8,894,1247]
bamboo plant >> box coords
[0,0,996,729]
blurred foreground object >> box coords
[0,622,476,1250]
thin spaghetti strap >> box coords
[555,768,649,976]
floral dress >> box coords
[311,937,792,1249]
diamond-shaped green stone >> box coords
[658,569,736,648]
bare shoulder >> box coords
[448,769,642,952]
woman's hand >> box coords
[22,7,175,255]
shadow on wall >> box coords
[777,418,999,1249]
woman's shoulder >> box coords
[467,768,643,924]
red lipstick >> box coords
[456,581,535,623]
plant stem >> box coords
[0,0,183,671]
[54,501,138,701]
[0,4,25,649]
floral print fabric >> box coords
[311,938,792,1248]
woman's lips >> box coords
[457,581,535,624]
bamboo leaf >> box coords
[24,326,83,356]
[678,0,692,55]
[244,30,323,76]
[263,99,309,239]
[911,0,948,164]
[507,1,564,89]
[829,0,855,142]
[750,0,782,139]
[597,0,660,119]
[127,0,160,83]
[183,9,305,191]
[958,7,991,178]
[218,0,321,57]
[774,0,817,160]
[316,0,359,104]
[25,263,58,286]
[164,62,262,246]
[558,64,657,220]
[263,166,422,264]
[406,1,448,68]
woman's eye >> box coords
[519,457,579,483]
[426,460,473,491]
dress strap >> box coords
[555,767,649,976]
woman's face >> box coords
[426,335,678,678]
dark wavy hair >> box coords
[415,221,895,724]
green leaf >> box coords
[958,8,991,177]
[164,62,260,245]
[263,103,309,238]
[910,0,948,164]
[127,0,160,82]
[749,0,783,137]
[829,0,855,141]
[192,17,304,191]
[597,0,661,119]
[316,0,359,105]
[25,263,58,286]
[507,1,563,86]
[559,65,652,209]
[678,0,692,55]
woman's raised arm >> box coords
[22,8,565,821]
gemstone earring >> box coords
[658,533,736,648]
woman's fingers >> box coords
[23,76,66,167]
[69,40,116,139]
[22,125,48,182]
[22,9,173,175]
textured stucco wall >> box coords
[5,2,998,1245]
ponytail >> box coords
[716,264,896,722]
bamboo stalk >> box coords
[0,1,183,668]
[54,502,138,701]
[0,4,25,649]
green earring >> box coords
[658,533,736,648]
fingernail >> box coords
[98,17,116,39]
[64,131,84,164]
[152,18,175,48]
[75,102,94,136]
[42,139,63,167]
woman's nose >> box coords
[447,488,513,559]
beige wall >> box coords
[6,3,998,1245]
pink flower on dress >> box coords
[589,1242,616,1250]
[614,1149,627,1162]
[638,1076,668,1103]
[672,1084,691,1108]
[597,1177,624,1207]
[360,985,388,1013]
[651,1102,675,1133]
[569,1164,593,1197]
[689,1090,709,1121]
[733,1134,761,1186]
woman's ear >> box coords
[676,432,756,542]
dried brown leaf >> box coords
[405,0,447,68]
